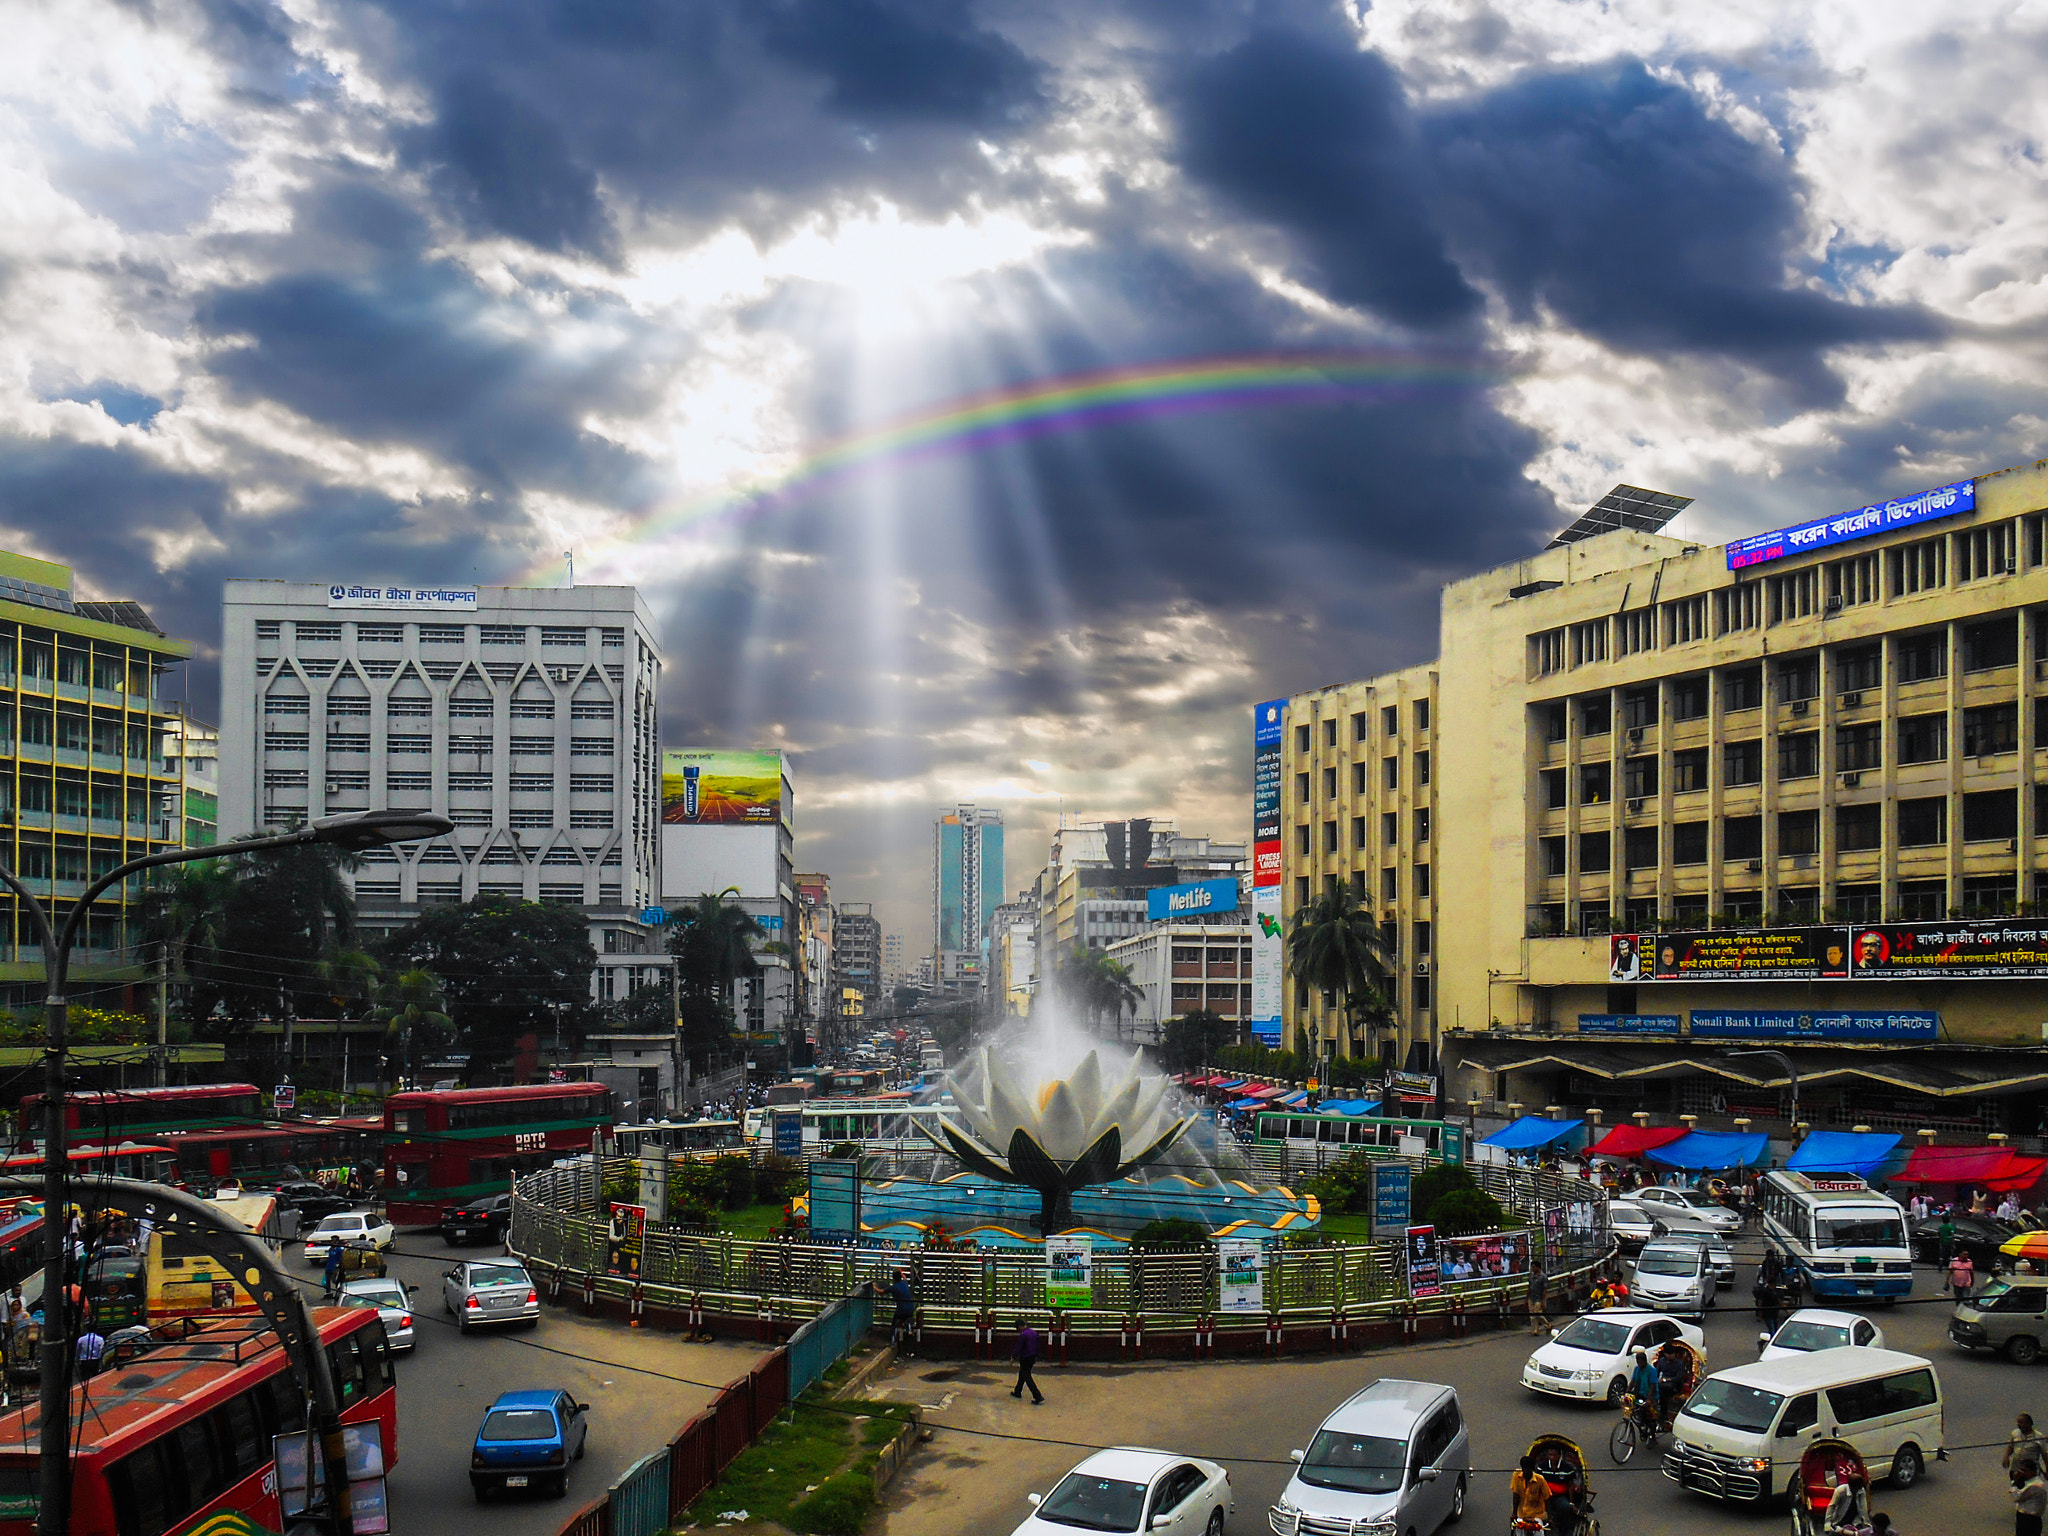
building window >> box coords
[1890,537,1946,596]
[1295,826,1310,856]
[1837,803,1881,851]
[1956,522,2017,583]
[264,697,310,716]
[1623,756,1657,799]
[1616,609,1657,656]
[1413,699,1429,732]
[1722,889,1763,920]
[1570,619,1608,667]
[419,624,465,645]
[1666,675,1706,721]
[1671,748,1709,794]
[571,810,615,829]
[1722,666,1762,711]
[1766,569,1815,625]
[511,702,556,720]
[1530,902,1566,936]
[1777,731,1819,780]
[1963,703,2018,757]
[1581,762,1610,804]
[1835,644,1881,693]
[1671,821,1708,865]
[1351,711,1369,743]
[1897,631,1947,682]
[1352,761,1367,794]
[1540,836,1566,877]
[1580,695,1611,736]
[1962,875,2018,915]
[1624,826,1658,871]
[1578,903,1613,936]
[1725,740,1762,786]
[1414,750,1429,786]
[1672,894,1708,923]
[1323,820,1339,853]
[1379,705,1396,737]
[1620,687,1657,731]
[1383,757,1398,790]
[1380,868,1396,902]
[1837,725,1882,772]
[1414,807,1430,843]
[1828,553,1880,608]
[1835,883,1881,922]
[1779,809,1820,857]
[1296,876,1311,907]
[1716,583,1761,634]
[1962,616,2019,671]
[510,774,552,792]
[1776,656,1819,701]
[255,619,281,640]
[1962,789,2017,842]
[541,627,586,647]
[1541,768,1567,809]
[1779,886,1820,921]
[1323,766,1337,798]
[1296,772,1309,803]
[387,772,431,792]
[1296,724,1311,753]
[1897,713,1947,764]
[263,769,308,788]
[1413,973,1431,1008]
[1323,717,1338,749]
[1579,830,1610,874]
[449,773,492,792]
[511,810,555,829]
[1723,816,1762,862]
[1665,594,1708,645]
[1538,703,1567,742]
[1381,811,1397,847]
[1897,796,1947,847]
[570,739,613,757]
[387,699,431,718]
[1896,879,1946,921]
[325,770,369,791]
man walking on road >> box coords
[1010,1319,1044,1404]
[1526,1256,1548,1336]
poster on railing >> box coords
[1370,1162,1411,1237]
[1218,1237,1265,1312]
[1542,1206,1565,1265]
[605,1201,647,1280]
[1045,1236,1093,1310]
[1406,1224,1441,1299]
[1439,1230,1531,1281]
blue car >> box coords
[470,1389,590,1500]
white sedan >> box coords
[1760,1309,1886,1362]
[300,1212,396,1265]
[1635,1186,1742,1234]
[1521,1309,1705,1406]
[1012,1448,1232,1536]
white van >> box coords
[1663,1347,1942,1505]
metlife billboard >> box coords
[1725,480,1974,571]
[1147,877,1241,922]
[1250,699,1287,1045]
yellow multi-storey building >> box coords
[1281,461,2048,1134]
[0,550,193,998]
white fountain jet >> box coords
[914,1043,1192,1236]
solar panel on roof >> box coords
[1547,484,1694,548]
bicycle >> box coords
[1607,1392,1665,1464]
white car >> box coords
[1521,1310,1705,1405]
[1606,1201,1658,1252]
[1630,1240,1716,1317]
[1759,1308,1886,1362]
[1013,1448,1232,1536]
[1635,1186,1741,1234]
[300,1212,395,1265]
[339,1276,416,1352]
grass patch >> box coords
[1316,1212,1376,1241]
[718,1201,797,1240]
[682,1390,916,1535]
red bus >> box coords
[14,1084,264,1148]
[0,1305,398,1536]
[382,1083,612,1226]
[162,1119,383,1189]
[0,1143,177,1184]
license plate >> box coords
[505,1476,528,1488]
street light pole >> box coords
[1721,1048,1800,1138]
[10,808,450,1536]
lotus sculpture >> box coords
[915,1045,1193,1236]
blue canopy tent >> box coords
[1228,1097,1268,1110]
[1646,1130,1770,1170]
[1787,1131,1904,1180]
[1214,1080,1247,1091]
[1481,1116,1584,1151]
[1278,1091,1309,1106]
[1321,1099,1382,1116]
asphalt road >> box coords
[285,1227,770,1536]
[874,1243,2042,1536]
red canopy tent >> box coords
[1894,1145,2048,1192]
[1586,1124,1689,1159]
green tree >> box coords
[368,967,455,1090]
[602,980,676,1033]
[376,895,596,1078]
[1159,1009,1230,1072]
[1286,883,1395,1061]
[1055,944,1142,1039]
[666,889,763,1065]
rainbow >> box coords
[532,347,1499,582]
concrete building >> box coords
[933,805,1004,991]
[582,1033,681,1120]
[1279,462,2048,1134]
[989,899,1037,1015]
[162,710,219,848]
[795,873,832,1039]
[1031,821,1247,960]
[219,580,664,1004]
[1105,921,1254,1044]
[883,931,904,988]
[835,903,882,1020]
[0,551,193,1002]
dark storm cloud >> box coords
[415,73,620,259]
[759,0,1044,127]
[1425,63,1946,399]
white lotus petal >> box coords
[985,1074,1037,1156]
[1084,1074,1143,1146]
[1066,1052,1106,1124]
[1035,1080,1091,1164]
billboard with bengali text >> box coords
[1617,920,2048,982]
[661,749,787,827]
[1250,699,1287,1047]
[1725,479,1974,571]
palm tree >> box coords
[1054,945,1143,1040]
[369,968,454,1091]
[1287,883,1395,1065]
[137,860,236,990]
[668,889,764,1059]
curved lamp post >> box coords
[8,808,451,1536]
[1719,1047,1800,1140]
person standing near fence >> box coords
[1010,1319,1044,1404]
[1526,1255,1548,1336]
[889,1268,916,1356]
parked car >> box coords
[444,1260,541,1331]
[1659,1230,1736,1288]
[1521,1308,1705,1406]
[470,1389,588,1500]
[339,1276,416,1353]
[260,1181,355,1225]
[1948,1274,2048,1362]
[299,1212,395,1265]
[1909,1213,2016,1271]
[1011,1448,1232,1536]
[1271,1379,1469,1536]
[1760,1308,1885,1362]
[1630,1239,1715,1317]
[1606,1200,1658,1253]
[442,1194,515,1246]
[1635,1186,1742,1234]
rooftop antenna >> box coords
[565,550,574,587]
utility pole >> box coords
[156,939,169,1088]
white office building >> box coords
[219,581,665,1002]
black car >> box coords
[443,1194,515,1245]
[1908,1211,2016,1269]
[255,1181,354,1225]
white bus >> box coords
[745,1095,959,1154]
[1758,1170,1912,1302]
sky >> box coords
[3,0,2046,951]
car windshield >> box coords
[1552,1318,1631,1355]
[1680,1381,1784,1433]
[344,1286,406,1310]
[1816,1214,1903,1250]
[481,1409,558,1442]
[1034,1473,1148,1532]
[1637,1249,1700,1276]
[1772,1321,1848,1351]
[471,1266,530,1288]
[1297,1430,1406,1493]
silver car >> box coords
[1271,1379,1469,1536]
[1630,1240,1715,1317]
[1635,1186,1741,1234]
[340,1276,416,1352]
[1658,1230,1736,1288]
[443,1259,541,1332]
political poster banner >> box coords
[1218,1238,1266,1313]
[604,1202,647,1280]
[1045,1236,1093,1310]
[1439,1230,1531,1282]
[1406,1225,1441,1299]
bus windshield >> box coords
[1816,1212,1904,1250]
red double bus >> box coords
[162,1119,384,1188]
[0,1305,398,1536]
[14,1085,264,1147]
[381,1083,612,1226]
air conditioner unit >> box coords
[1746,859,1764,874]
[1840,771,1862,787]
[548,666,574,684]
[1825,595,1844,612]
[1627,798,1646,815]
[1627,728,1644,747]
[1841,691,1863,706]
[1790,699,1810,716]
